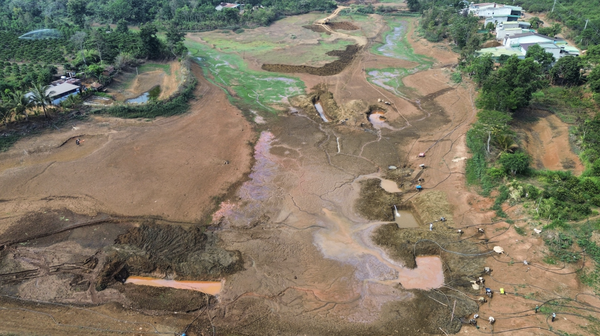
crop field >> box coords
[186,39,305,114]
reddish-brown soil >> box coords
[517,109,584,174]
[1,9,597,336]
[403,68,451,96]
[0,62,254,228]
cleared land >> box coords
[106,60,182,102]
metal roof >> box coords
[46,83,79,97]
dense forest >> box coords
[0,0,336,32]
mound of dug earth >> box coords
[327,21,360,30]
[262,45,361,76]
[303,21,359,34]
[289,83,342,122]
[302,24,329,34]
[96,224,242,291]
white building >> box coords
[469,2,523,25]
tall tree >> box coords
[90,29,106,62]
[139,23,162,59]
[407,0,420,12]
[29,82,54,118]
[550,56,583,86]
[478,56,546,112]
[7,90,31,121]
[70,31,87,66]
[166,21,186,57]
[528,16,543,29]
[525,44,555,72]
[467,54,494,86]
[67,0,88,28]
[115,19,129,34]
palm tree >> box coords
[7,90,31,121]
[29,82,55,118]
[0,101,13,125]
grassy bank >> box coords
[366,17,433,97]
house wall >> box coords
[485,16,509,25]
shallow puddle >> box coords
[380,178,401,193]
[397,256,444,289]
[125,276,222,295]
[394,210,419,228]
[314,102,329,122]
[316,209,443,290]
[125,92,150,104]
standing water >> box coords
[314,102,329,122]
[125,276,223,295]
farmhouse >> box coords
[26,79,81,105]
[215,2,244,11]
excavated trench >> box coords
[262,44,362,76]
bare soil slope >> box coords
[0,62,254,229]
[517,109,583,174]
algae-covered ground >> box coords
[186,39,305,114]
[367,18,433,97]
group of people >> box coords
[468,267,558,328]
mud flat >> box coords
[0,9,513,336]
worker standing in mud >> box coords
[75,138,81,145]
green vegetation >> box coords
[0,0,336,33]
[0,134,21,152]
[367,17,433,96]
[99,76,195,119]
[372,18,433,65]
[186,39,304,114]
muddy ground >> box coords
[1,7,597,336]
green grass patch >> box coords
[366,18,433,97]
[0,134,21,152]
[371,17,434,65]
[185,39,305,114]
[514,226,526,236]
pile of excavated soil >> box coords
[262,44,361,76]
[303,21,360,34]
[303,24,330,34]
[116,284,215,311]
[97,224,242,290]
[328,21,360,31]
[289,83,343,122]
